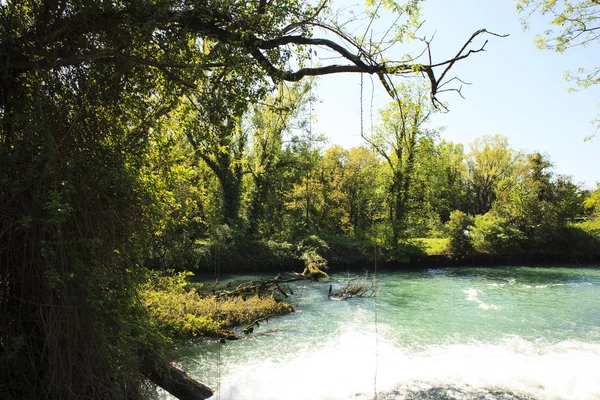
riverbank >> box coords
[185,236,600,274]
[142,271,294,339]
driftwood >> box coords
[243,314,272,334]
[301,265,329,280]
[143,363,213,400]
[215,274,309,299]
[330,278,378,299]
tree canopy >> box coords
[1,0,501,107]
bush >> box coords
[141,271,294,337]
[577,218,600,239]
[546,222,600,256]
[471,212,524,254]
[386,240,427,262]
[193,235,297,272]
[444,210,474,258]
[321,235,373,266]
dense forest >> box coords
[1,1,599,399]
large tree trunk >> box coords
[143,363,213,400]
[219,168,242,225]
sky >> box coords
[311,0,600,189]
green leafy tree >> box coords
[445,210,475,258]
[584,184,600,217]
[465,135,520,215]
[143,122,213,269]
[408,138,469,236]
[342,147,384,236]
[364,83,436,244]
[284,140,326,236]
[493,152,586,248]
[471,212,525,254]
[516,0,600,137]
[245,82,313,237]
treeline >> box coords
[145,83,600,269]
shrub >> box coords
[193,237,297,272]
[386,240,427,262]
[471,212,524,254]
[141,271,293,337]
[321,235,373,266]
[444,210,474,258]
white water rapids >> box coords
[160,266,600,400]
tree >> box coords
[283,128,327,236]
[364,83,436,244]
[465,135,520,215]
[181,73,250,226]
[245,82,313,237]
[1,1,501,114]
[516,0,600,136]
[409,138,469,235]
[445,210,475,258]
[341,147,383,236]
[492,151,587,249]
[584,183,600,217]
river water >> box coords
[165,266,600,400]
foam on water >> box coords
[160,267,600,400]
[463,288,501,310]
[203,331,600,400]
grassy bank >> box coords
[142,271,294,338]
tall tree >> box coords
[342,147,383,236]
[493,151,585,247]
[407,138,468,235]
[584,184,600,217]
[465,135,520,215]
[182,72,250,226]
[364,83,435,244]
[245,81,313,237]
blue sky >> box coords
[312,0,599,189]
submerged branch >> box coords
[330,279,378,299]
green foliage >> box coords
[193,226,297,272]
[444,211,475,258]
[465,135,520,215]
[584,184,600,217]
[548,224,600,256]
[516,0,600,137]
[385,240,427,262]
[364,82,437,244]
[321,235,375,265]
[142,271,293,337]
[0,0,504,398]
[575,219,600,242]
[471,213,525,254]
[414,238,450,255]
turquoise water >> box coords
[164,266,600,400]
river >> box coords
[162,266,600,400]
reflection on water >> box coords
[162,266,600,400]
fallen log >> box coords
[330,278,378,299]
[143,363,213,400]
[215,274,309,299]
[243,314,273,334]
